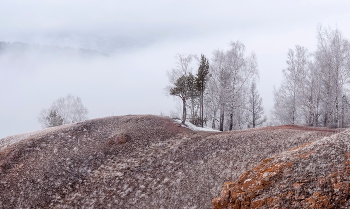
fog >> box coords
[1,0,350,138]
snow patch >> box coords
[173,119,221,132]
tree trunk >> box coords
[229,113,233,131]
[201,91,204,127]
[190,97,195,124]
[212,109,217,129]
[219,108,224,131]
[252,112,256,128]
[341,103,344,128]
[252,100,256,128]
[182,98,187,124]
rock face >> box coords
[213,130,350,209]
[0,115,335,208]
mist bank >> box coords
[0,41,177,139]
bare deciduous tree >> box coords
[38,94,88,128]
[207,41,258,131]
[316,26,350,128]
[272,45,309,125]
[273,26,350,128]
[166,54,196,124]
[246,81,267,128]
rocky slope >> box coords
[213,129,350,209]
[0,115,335,208]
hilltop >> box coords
[0,115,336,208]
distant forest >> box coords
[0,41,107,57]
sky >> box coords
[1,0,350,138]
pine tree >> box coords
[38,94,88,128]
[196,54,209,127]
[46,110,64,127]
[187,73,200,125]
[170,75,193,124]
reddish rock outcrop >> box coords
[213,130,350,209]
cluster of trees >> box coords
[38,94,88,128]
[272,26,350,128]
[167,41,267,131]
[167,54,209,127]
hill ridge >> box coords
[0,115,337,208]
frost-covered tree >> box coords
[246,81,267,128]
[315,26,350,128]
[38,94,88,128]
[208,49,231,131]
[272,45,309,125]
[204,66,221,129]
[207,41,258,131]
[300,59,322,126]
[273,26,350,128]
[226,42,258,130]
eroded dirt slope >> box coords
[213,130,350,209]
[0,115,335,208]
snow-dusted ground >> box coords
[173,119,221,132]
[214,129,350,208]
[0,118,218,152]
[0,123,73,151]
[0,115,335,209]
